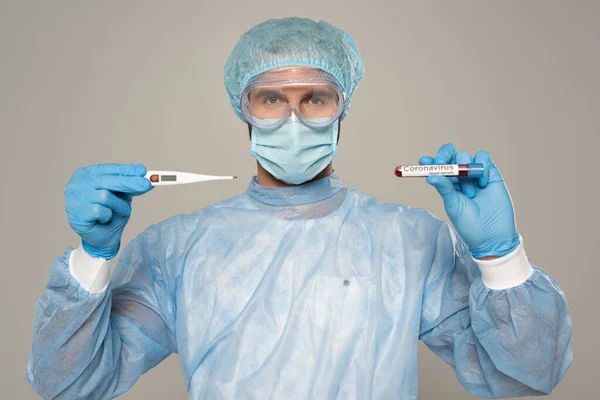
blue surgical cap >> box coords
[224,17,364,122]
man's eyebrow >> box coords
[250,87,337,100]
[252,89,283,98]
[307,89,336,98]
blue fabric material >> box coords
[251,118,339,185]
[27,173,572,399]
[224,17,364,122]
[246,171,344,206]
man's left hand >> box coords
[420,143,520,259]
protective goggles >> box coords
[241,67,346,130]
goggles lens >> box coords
[241,68,345,130]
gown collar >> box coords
[246,171,344,206]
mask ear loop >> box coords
[330,90,345,156]
[250,125,259,157]
[331,119,339,156]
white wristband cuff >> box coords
[474,237,534,290]
[68,245,112,293]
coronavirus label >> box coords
[395,164,459,177]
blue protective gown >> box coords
[27,172,572,399]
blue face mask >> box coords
[250,117,339,185]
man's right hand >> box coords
[64,164,153,259]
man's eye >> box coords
[264,96,281,104]
[307,97,324,105]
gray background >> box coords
[1,1,598,399]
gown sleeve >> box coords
[26,224,177,399]
[419,221,573,398]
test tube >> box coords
[394,163,484,178]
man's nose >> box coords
[288,110,299,121]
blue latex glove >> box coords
[64,164,152,259]
[420,143,520,258]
